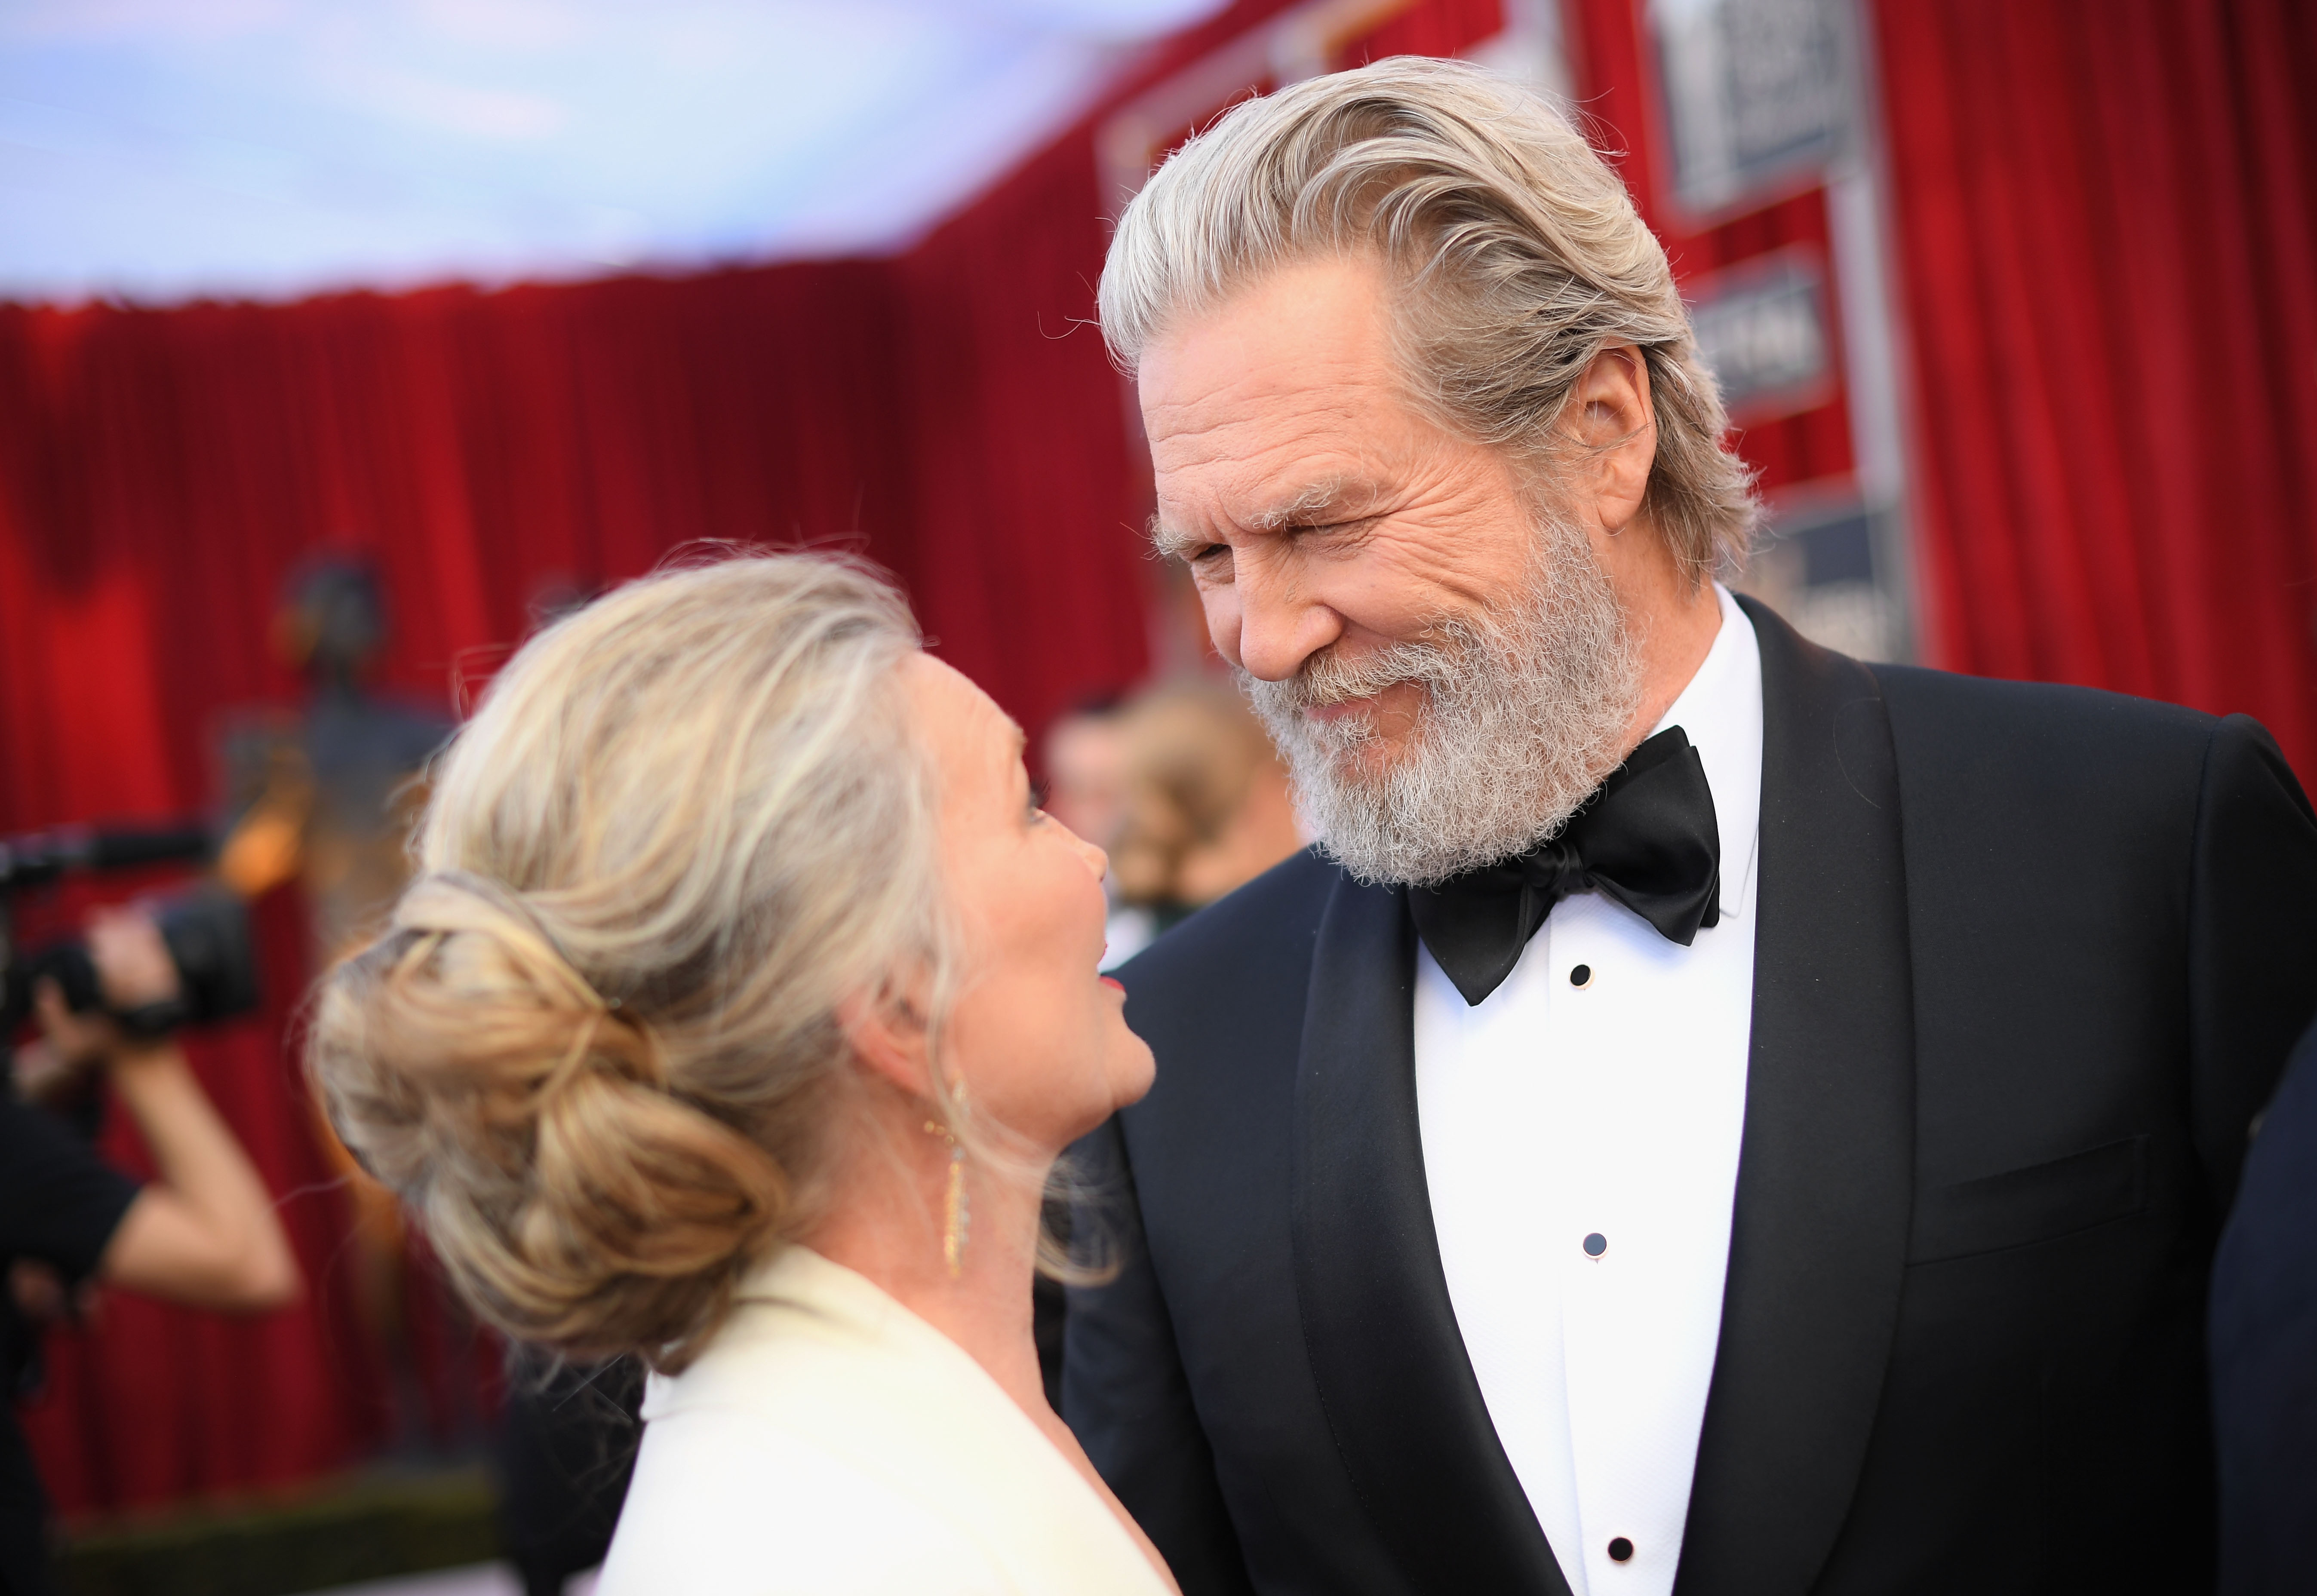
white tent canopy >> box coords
[0,0,1229,305]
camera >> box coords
[0,825,262,1049]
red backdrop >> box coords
[1869,0,2317,770]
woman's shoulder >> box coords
[600,1247,1173,1596]
[596,1407,1008,1596]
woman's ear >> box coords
[836,981,934,1099]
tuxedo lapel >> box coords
[1672,600,1917,1596]
[1290,870,1573,1596]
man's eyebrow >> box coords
[1149,510,1197,558]
[1248,477,1395,531]
[1151,478,1388,556]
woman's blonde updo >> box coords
[306,554,939,1372]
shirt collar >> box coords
[1646,583,1765,921]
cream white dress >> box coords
[596,1245,1175,1596]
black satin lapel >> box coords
[1672,598,1916,1596]
[1291,872,1572,1596]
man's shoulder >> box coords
[1750,598,2240,804]
[1869,661,2217,746]
[1115,849,1341,1036]
[1867,661,2230,808]
[1859,663,2317,909]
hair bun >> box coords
[313,870,789,1368]
[394,870,615,1012]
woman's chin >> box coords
[1109,1035,1159,1113]
[1051,1043,1157,1142]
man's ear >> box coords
[1561,343,1657,536]
[836,982,934,1099]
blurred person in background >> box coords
[307,556,1176,1595]
[2209,1012,2317,1595]
[1109,680,1302,940]
[3,905,300,1596]
[1040,695,1131,858]
[1040,696,1152,973]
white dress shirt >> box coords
[1414,583,1763,1596]
[600,1245,1171,1596]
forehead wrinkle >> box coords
[1143,368,1375,451]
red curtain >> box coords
[890,144,1152,729]
[1871,0,2317,773]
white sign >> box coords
[1649,0,1853,216]
[1686,250,1833,419]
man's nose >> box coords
[1230,561,1343,683]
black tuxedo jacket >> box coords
[1063,600,2317,1596]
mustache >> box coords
[1262,635,1465,711]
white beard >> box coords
[1242,513,1642,888]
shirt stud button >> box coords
[1583,1232,1607,1258]
[1608,1537,1634,1562]
[1570,963,1593,987]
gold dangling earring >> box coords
[922,1118,968,1277]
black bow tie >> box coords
[1408,726,1722,1006]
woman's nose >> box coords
[1070,829,1110,883]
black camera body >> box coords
[0,827,262,1050]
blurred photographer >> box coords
[3,903,300,1596]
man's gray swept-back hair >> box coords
[1100,55,1757,581]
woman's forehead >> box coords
[905,653,1023,780]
